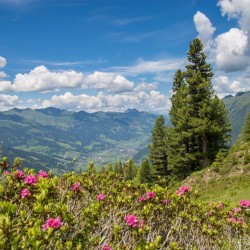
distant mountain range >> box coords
[223,91,250,142]
[0,91,249,173]
[0,108,158,173]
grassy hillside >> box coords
[181,142,250,204]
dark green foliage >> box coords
[168,38,231,179]
[123,159,137,180]
[149,115,168,180]
[136,159,152,184]
[239,112,250,143]
[113,161,123,174]
[243,149,250,165]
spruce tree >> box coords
[149,115,168,180]
[239,112,250,143]
[169,38,231,178]
[123,159,137,180]
[136,158,152,184]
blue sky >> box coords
[0,0,249,113]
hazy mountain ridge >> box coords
[0,107,158,173]
[0,91,249,173]
[223,91,250,142]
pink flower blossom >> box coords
[139,196,146,202]
[146,191,155,199]
[16,169,24,179]
[206,211,212,217]
[240,200,250,208]
[102,244,111,250]
[218,202,224,209]
[97,194,105,201]
[162,199,171,205]
[125,214,143,228]
[24,175,37,185]
[37,170,48,178]
[71,182,81,192]
[229,217,236,223]
[21,188,31,199]
[229,207,242,216]
[4,170,9,175]
[238,217,244,225]
[176,185,190,196]
[43,217,62,231]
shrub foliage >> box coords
[0,160,249,249]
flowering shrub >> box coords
[16,169,24,179]
[176,185,190,195]
[0,162,249,249]
[43,217,62,231]
[97,193,106,201]
[71,181,81,192]
[24,174,37,185]
[37,170,48,178]
[146,191,155,199]
[124,214,143,228]
[240,199,250,208]
[21,188,31,199]
[102,244,111,250]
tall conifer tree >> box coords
[168,38,231,178]
[239,112,250,143]
[136,158,152,184]
[149,115,168,180]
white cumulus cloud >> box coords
[215,28,248,72]
[0,56,7,68]
[0,94,19,111]
[194,11,216,50]
[85,71,134,93]
[214,75,241,94]
[218,0,250,32]
[12,65,84,92]
[0,65,136,94]
[41,90,170,113]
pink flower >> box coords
[139,196,146,202]
[176,185,190,196]
[229,217,236,223]
[162,199,171,205]
[218,202,224,209]
[240,200,250,208]
[37,170,48,178]
[138,219,144,228]
[125,214,143,228]
[146,191,155,199]
[43,217,62,231]
[206,211,212,217]
[238,217,244,225]
[97,194,105,201]
[21,188,31,199]
[71,182,81,192]
[4,170,9,175]
[16,169,24,179]
[102,244,111,250]
[24,175,37,185]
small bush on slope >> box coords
[0,164,249,249]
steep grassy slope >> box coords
[181,142,250,204]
